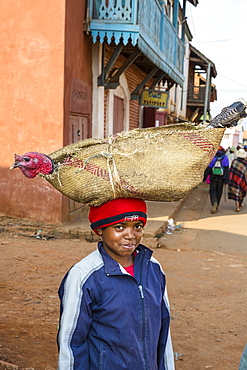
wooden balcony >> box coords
[187,85,216,105]
[187,85,205,105]
[86,0,185,86]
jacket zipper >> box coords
[138,252,148,369]
[138,285,144,298]
[138,284,147,369]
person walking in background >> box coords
[226,146,236,167]
[203,146,229,214]
[228,148,247,212]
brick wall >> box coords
[104,46,151,134]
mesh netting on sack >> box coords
[44,124,225,206]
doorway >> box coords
[113,95,124,134]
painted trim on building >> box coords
[92,43,105,138]
[106,73,130,136]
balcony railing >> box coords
[86,0,185,86]
[187,85,206,104]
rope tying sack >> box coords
[74,136,138,198]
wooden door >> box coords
[113,95,124,134]
[69,115,88,214]
[69,115,88,144]
[143,107,156,128]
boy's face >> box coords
[98,220,144,266]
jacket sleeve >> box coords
[163,286,175,370]
[203,156,216,181]
[203,166,211,181]
[223,165,229,183]
[57,267,93,369]
[157,274,175,370]
[222,156,229,183]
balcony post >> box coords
[159,1,165,51]
[172,0,179,31]
[203,62,211,121]
[132,0,138,24]
[181,0,186,43]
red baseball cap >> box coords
[88,198,147,235]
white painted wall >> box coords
[92,43,105,138]
[222,127,243,149]
[92,43,130,137]
[165,38,190,122]
[106,73,130,136]
[181,40,190,119]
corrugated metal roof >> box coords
[188,0,199,6]
[190,44,217,78]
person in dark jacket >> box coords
[228,148,247,212]
[57,198,174,370]
[203,146,229,214]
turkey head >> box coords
[10,152,55,178]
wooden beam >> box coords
[131,67,159,100]
[106,50,141,89]
[98,42,124,87]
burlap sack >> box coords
[44,124,225,206]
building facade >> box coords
[1,0,220,224]
[1,0,92,223]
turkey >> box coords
[10,101,247,206]
[207,100,247,128]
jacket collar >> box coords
[97,241,153,277]
[216,151,225,158]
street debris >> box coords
[154,218,186,246]
[166,218,185,234]
[29,229,55,241]
[174,352,183,361]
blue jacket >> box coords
[57,242,174,370]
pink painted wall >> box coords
[64,0,92,139]
[0,1,66,222]
[62,0,93,218]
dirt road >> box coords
[161,183,247,369]
[0,183,246,369]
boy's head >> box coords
[88,198,147,235]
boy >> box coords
[57,198,174,369]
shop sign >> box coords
[140,89,169,108]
